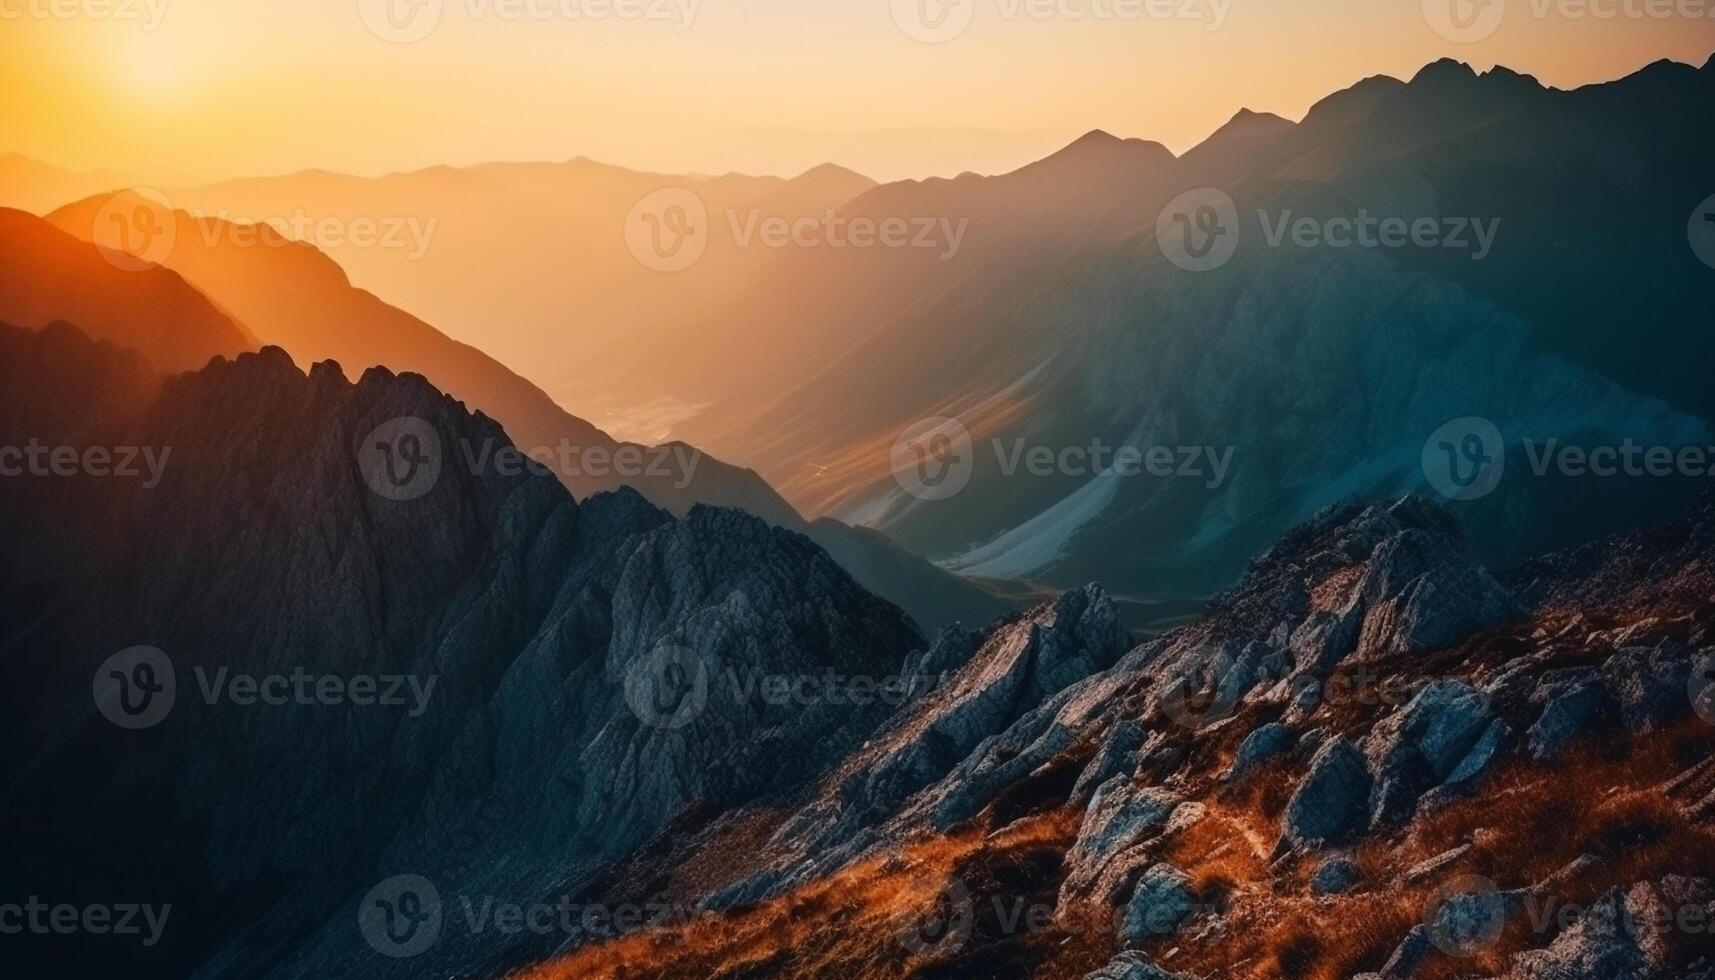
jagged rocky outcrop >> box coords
[0,334,923,979]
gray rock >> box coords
[1282,736,1372,850]
[1074,720,1149,802]
[1226,722,1293,783]
[1506,884,1671,980]
[1082,951,1192,980]
[1443,717,1510,790]
[1121,863,1196,943]
[1528,676,1613,760]
[1354,529,1519,659]
[1604,643,1694,733]
[1365,680,1496,827]
[1312,855,1362,895]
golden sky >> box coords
[5,0,1713,182]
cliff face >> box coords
[0,326,923,978]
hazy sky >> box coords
[6,0,1713,182]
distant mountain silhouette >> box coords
[148,158,877,423]
[0,208,254,372]
[36,195,1006,633]
[578,54,1715,600]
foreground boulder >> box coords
[1282,736,1372,851]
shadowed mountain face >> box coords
[26,198,1007,633]
[0,324,925,979]
[574,56,1715,599]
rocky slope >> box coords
[0,327,926,979]
[515,494,1715,980]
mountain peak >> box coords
[1412,57,1477,83]
[1216,107,1295,137]
[793,162,869,183]
[1300,73,1407,131]
[1032,129,1174,172]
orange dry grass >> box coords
[1164,720,1715,980]
[512,811,1082,980]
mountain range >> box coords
[582,54,1715,597]
[0,202,1004,634]
[3,50,1714,980]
